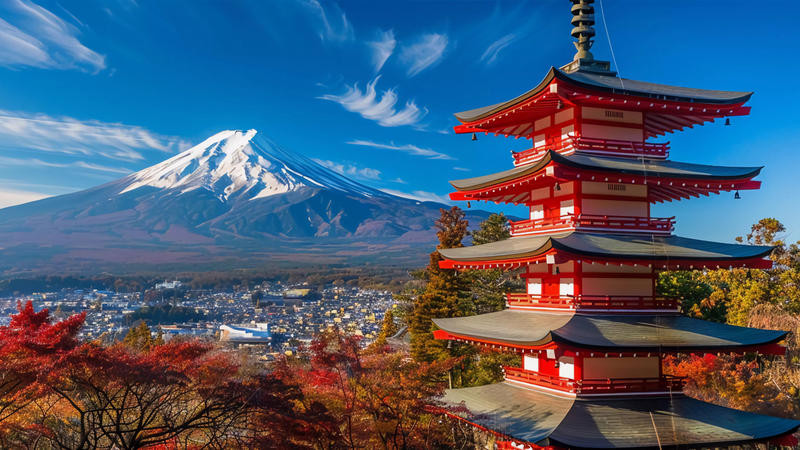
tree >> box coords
[410,207,470,363]
[0,302,326,449]
[123,320,155,352]
[275,329,456,449]
[659,219,800,419]
[470,212,510,245]
[463,213,520,315]
[0,301,85,428]
[373,308,399,348]
[657,271,720,321]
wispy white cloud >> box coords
[381,188,451,204]
[480,33,518,66]
[0,0,105,72]
[0,154,131,174]
[347,139,454,160]
[453,166,471,172]
[0,187,51,209]
[367,29,395,73]
[398,33,448,77]
[298,0,353,42]
[319,77,427,127]
[313,158,381,180]
[0,109,190,162]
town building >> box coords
[432,1,800,447]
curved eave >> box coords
[448,151,763,193]
[442,382,800,449]
[432,310,787,353]
[453,67,753,124]
[438,233,774,269]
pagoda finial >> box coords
[561,0,613,74]
[570,0,595,62]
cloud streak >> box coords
[0,0,105,72]
[313,158,381,180]
[347,139,453,160]
[398,33,448,77]
[298,0,353,42]
[319,77,427,127]
[367,29,395,73]
[480,33,518,65]
[0,187,51,209]
[0,109,190,162]
[0,155,131,175]
[381,188,451,204]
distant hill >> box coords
[0,130,489,276]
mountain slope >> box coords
[0,130,487,275]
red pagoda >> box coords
[433,1,800,448]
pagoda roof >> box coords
[432,310,786,352]
[442,382,799,448]
[450,151,762,191]
[437,233,772,267]
[455,67,753,123]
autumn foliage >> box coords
[0,301,461,449]
[274,329,457,449]
[661,218,800,420]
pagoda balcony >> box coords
[505,293,681,311]
[503,366,685,396]
[512,136,670,166]
[509,214,675,236]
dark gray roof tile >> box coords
[449,151,762,191]
[433,310,787,350]
[437,232,773,263]
[443,382,799,448]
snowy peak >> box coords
[120,129,385,201]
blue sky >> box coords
[0,0,797,243]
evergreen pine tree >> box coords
[464,213,519,314]
[410,207,469,362]
[123,321,154,352]
[373,308,399,348]
[470,212,510,245]
[154,326,165,346]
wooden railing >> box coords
[503,366,685,395]
[505,293,680,311]
[503,366,576,391]
[509,214,675,236]
[512,136,669,166]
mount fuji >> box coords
[0,130,487,275]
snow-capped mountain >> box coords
[120,129,385,201]
[0,130,487,275]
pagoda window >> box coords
[534,116,551,131]
[527,278,542,296]
[559,200,574,216]
[582,123,644,142]
[582,277,653,297]
[583,356,660,379]
[529,204,544,220]
[554,181,574,197]
[560,124,575,142]
[534,133,546,148]
[559,278,574,296]
[531,186,549,201]
[554,108,574,125]
[558,356,575,379]
[523,353,539,372]
[581,181,647,198]
[581,198,648,217]
[582,107,643,125]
